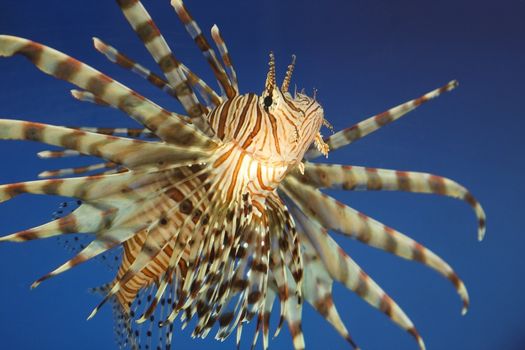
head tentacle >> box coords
[281,54,296,93]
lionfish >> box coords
[0,0,486,349]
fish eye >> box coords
[263,95,273,108]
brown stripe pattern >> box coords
[305,80,459,159]
[116,0,206,122]
[171,0,236,99]
[0,35,214,149]
[282,175,470,316]
[93,37,223,109]
[293,162,486,240]
[211,25,239,93]
[0,1,484,350]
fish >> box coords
[0,0,486,349]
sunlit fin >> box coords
[93,171,216,322]
[119,175,212,295]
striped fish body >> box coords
[106,160,297,342]
[111,166,208,313]
[0,0,487,349]
[103,89,328,338]
[207,91,324,207]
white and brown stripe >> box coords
[171,0,236,99]
[0,119,208,169]
[306,80,459,159]
[93,37,222,109]
[70,89,110,107]
[0,1,484,349]
[37,149,82,158]
[283,175,470,315]
[116,0,206,121]
[294,162,486,240]
[0,35,214,149]
[292,207,426,349]
[207,92,323,171]
[211,25,239,93]
[38,161,118,178]
[65,126,157,139]
[92,38,181,101]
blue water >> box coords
[0,0,523,349]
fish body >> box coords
[0,1,486,349]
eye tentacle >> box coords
[264,52,276,96]
[281,54,296,93]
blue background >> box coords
[0,0,523,349]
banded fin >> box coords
[211,25,239,93]
[171,0,236,98]
[93,37,222,108]
[0,203,113,242]
[180,64,223,109]
[300,235,360,349]
[38,149,82,158]
[38,161,118,178]
[54,200,123,272]
[0,170,165,203]
[63,124,157,139]
[281,176,470,315]
[88,168,215,321]
[271,261,305,350]
[305,80,458,159]
[294,163,486,240]
[92,37,181,102]
[292,207,426,350]
[0,35,213,148]
[0,119,208,169]
[31,227,143,288]
[116,0,207,123]
[70,89,110,107]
